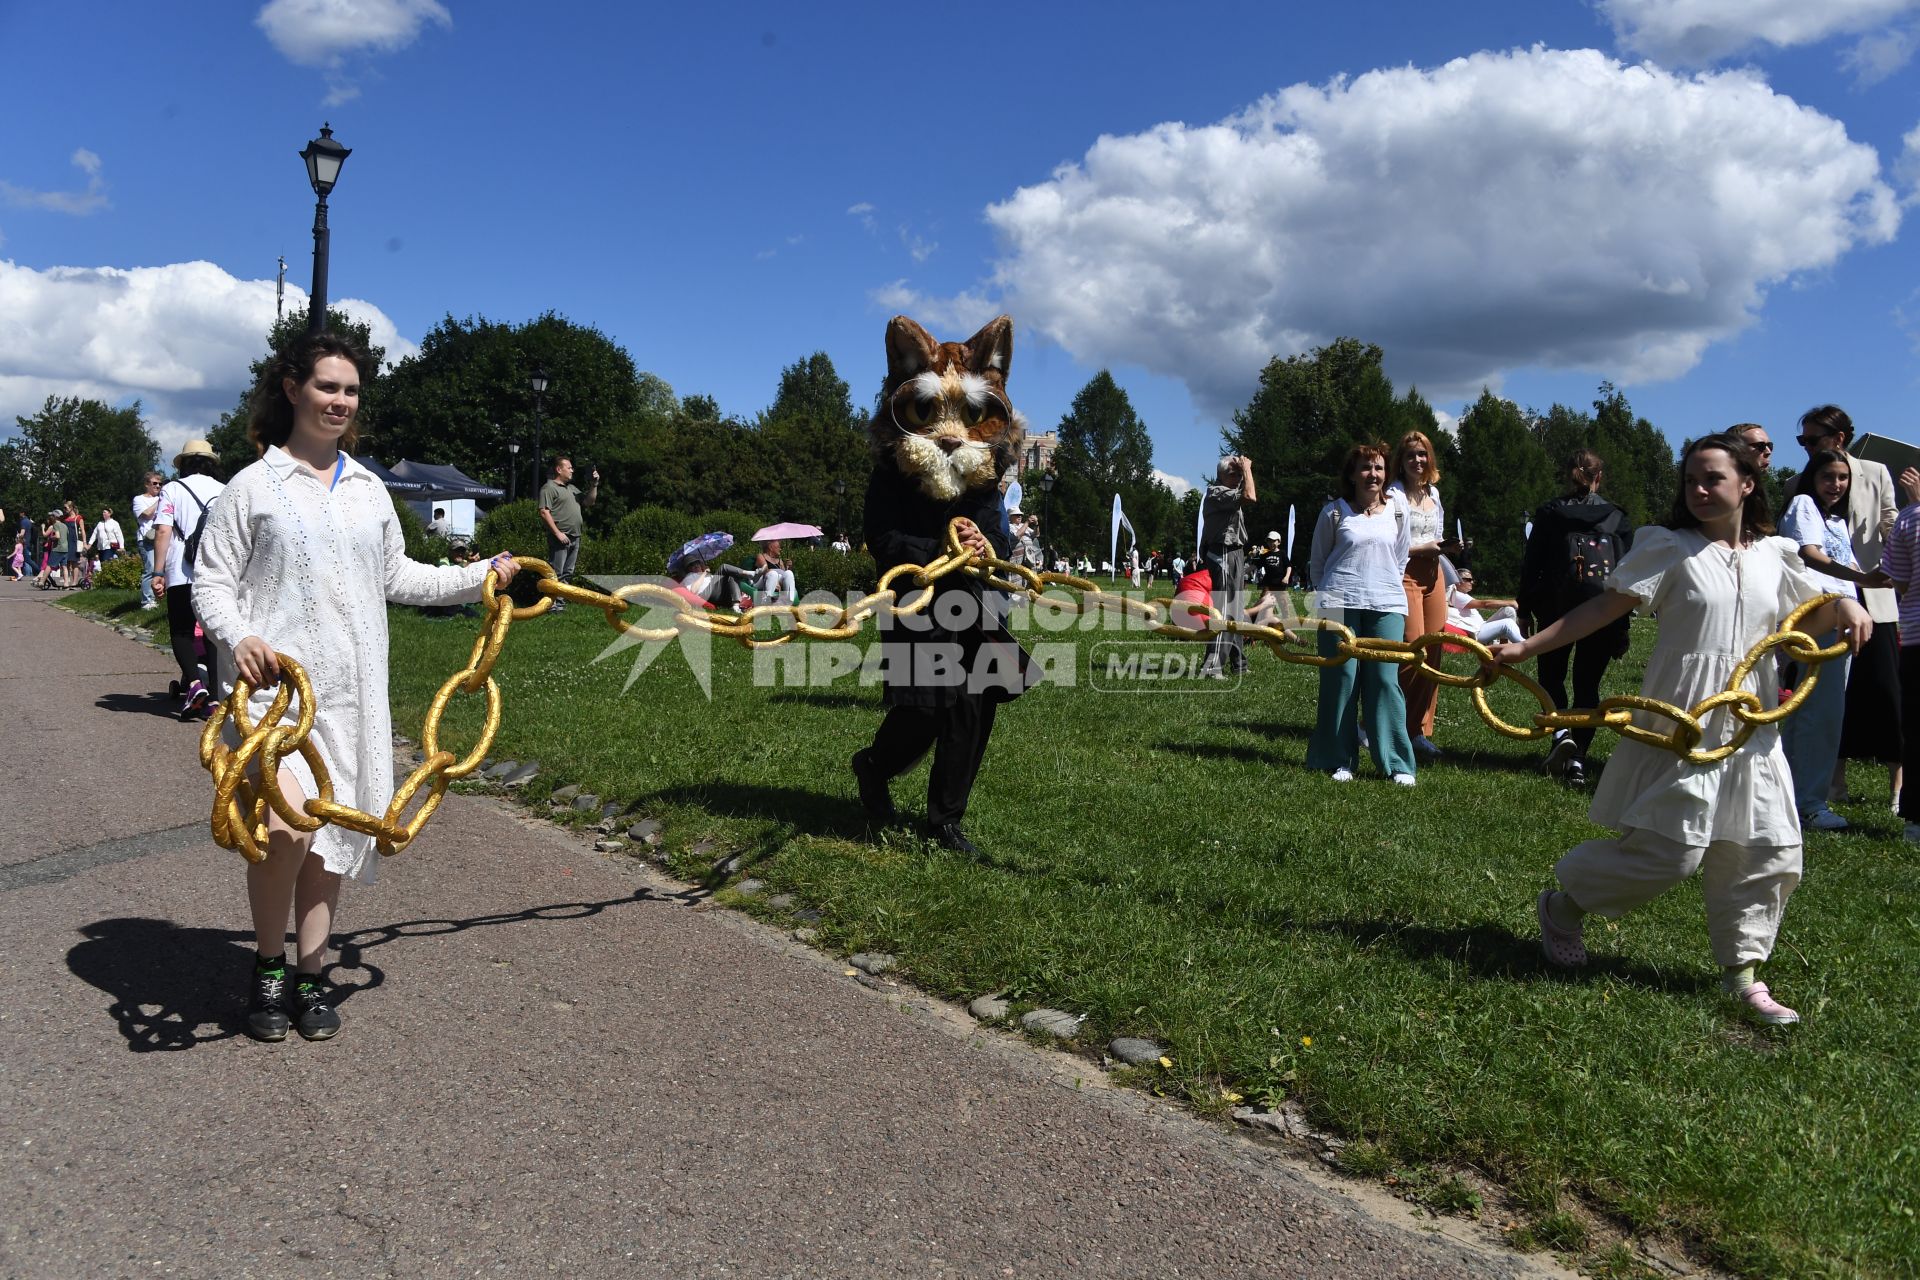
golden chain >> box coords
[199,521,1847,862]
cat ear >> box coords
[964,315,1014,377]
[885,316,939,382]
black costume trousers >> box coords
[867,694,999,827]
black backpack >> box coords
[1562,508,1626,605]
[173,480,213,570]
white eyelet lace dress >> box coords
[1590,527,1828,848]
[193,447,491,882]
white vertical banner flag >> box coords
[1195,481,1207,559]
[1110,493,1136,582]
[1004,479,1023,518]
[1286,505,1297,563]
[1525,519,1534,541]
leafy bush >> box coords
[391,496,450,564]
[612,505,703,549]
[94,552,145,592]
[473,499,548,560]
[789,547,876,597]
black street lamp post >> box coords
[299,124,351,335]
[529,367,549,493]
[1038,470,1056,568]
[833,478,847,538]
[505,431,518,502]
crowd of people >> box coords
[13,310,1901,1035]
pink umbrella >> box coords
[751,522,823,542]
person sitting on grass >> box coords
[677,558,753,610]
[1446,568,1524,647]
[1487,433,1871,1027]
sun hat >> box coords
[174,439,219,469]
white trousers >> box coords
[1556,826,1801,967]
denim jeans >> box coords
[1781,630,1849,817]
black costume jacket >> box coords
[863,461,1036,709]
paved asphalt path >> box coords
[0,581,1556,1279]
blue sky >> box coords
[3,1,1917,491]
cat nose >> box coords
[936,437,962,454]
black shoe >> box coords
[1562,758,1588,789]
[291,975,341,1041]
[851,750,897,822]
[930,823,977,854]
[247,963,290,1042]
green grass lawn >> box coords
[69,585,1920,1277]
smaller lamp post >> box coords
[529,367,549,492]
[298,123,351,335]
[1038,471,1056,568]
[506,434,519,502]
[833,477,847,538]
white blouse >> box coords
[1309,495,1412,615]
[193,447,491,882]
[1387,481,1444,548]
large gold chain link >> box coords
[199,521,1847,862]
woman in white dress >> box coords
[1488,434,1870,1026]
[194,333,520,1043]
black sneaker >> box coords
[291,975,341,1041]
[1563,758,1588,789]
[1545,731,1578,779]
[247,963,290,1042]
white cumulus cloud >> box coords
[917,48,1897,419]
[1599,0,1920,65]
[1151,468,1195,497]
[1,148,109,215]
[257,0,452,104]
[0,259,414,462]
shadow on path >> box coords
[69,887,697,1052]
[95,690,184,720]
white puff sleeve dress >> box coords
[193,447,492,882]
[1587,527,1831,849]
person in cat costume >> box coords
[852,315,1039,855]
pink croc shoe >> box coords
[1536,890,1587,967]
[1733,981,1801,1026]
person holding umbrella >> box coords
[751,522,819,606]
[669,532,753,609]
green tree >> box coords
[1225,338,1438,569]
[0,396,161,522]
[1448,391,1555,588]
[375,311,652,527]
[1049,371,1157,558]
[767,352,857,433]
[206,305,387,479]
[755,351,869,532]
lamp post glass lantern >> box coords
[1038,470,1056,567]
[529,368,549,492]
[298,123,351,336]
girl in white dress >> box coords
[194,333,520,1043]
[1488,434,1870,1026]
